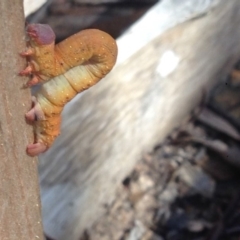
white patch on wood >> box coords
[156,50,180,77]
[116,0,219,64]
[24,0,47,16]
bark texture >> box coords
[0,1,44,239]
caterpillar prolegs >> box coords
[21,24,118,156]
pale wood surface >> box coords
[116,0,220,63]
[0,0,44,239]
[24,0,48,17]
[36,0,240,239]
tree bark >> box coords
[0,1,44,239]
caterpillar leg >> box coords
[19,65,33,76]
[26,96,47,156]
[19,64,41,87]
[20,48,41,87]
[27,143,47,157]
[24,75,40,88]
[25,96,45,121]
[20,48,34,56]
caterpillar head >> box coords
[26,23,56,46]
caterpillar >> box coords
[21,24,118,156]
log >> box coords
[0,0,44,239]
[24,0,47,17]
[38,0,240,239]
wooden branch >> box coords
[0,1,44,239]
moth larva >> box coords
[21,24,118,156]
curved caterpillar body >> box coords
[22,24,118,156]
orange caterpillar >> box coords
[21,24,118,156]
